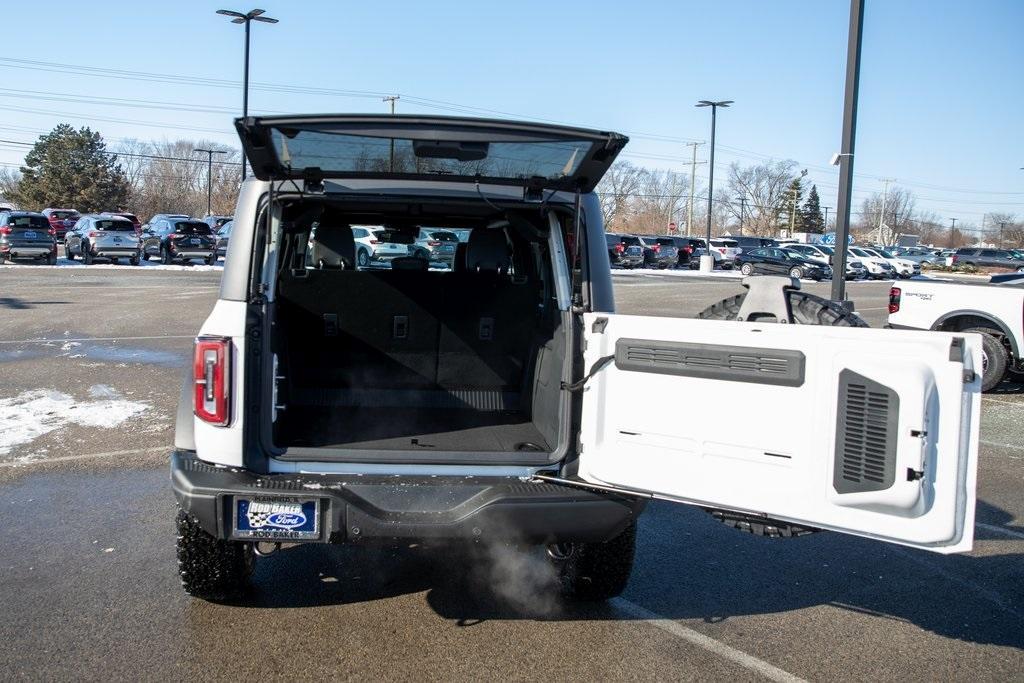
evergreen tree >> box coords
[10,124,130,212]
[801,184,825,233]
[779,176,805,233]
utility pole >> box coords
[1000,221,1006,249]
[683,142,705,237]
[738,197,747,233]
[194,148,228,216]
[830,0,864,308]
[823,206,832,231]
[383,95,400,171]
[877,177,893,243]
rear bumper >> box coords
[91,245,139,257]
[172,250,215,258]
[610,255,644,267]
[2,246,52,257]
[170,450,643,544]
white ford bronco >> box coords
[172,115,983,601]
[888,273,1024,391]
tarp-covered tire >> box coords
[556,521,636,601]
[176,509,254,600]
[698,290,869,327]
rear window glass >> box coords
[711,239,737,247]
[173,221,213,235]
[8,215,49,229]
[987,250,1010,258]
[375,230,414,245]
[50,211,78,220]
[95,219,135,231]
[427,231,458,242]
[620,236,641,246]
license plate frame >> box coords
[24,230,37,239]
[232,496,320,541]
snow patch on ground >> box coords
[0,257,222,272]
[0,388,150,457]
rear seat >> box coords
[437,229,539,390]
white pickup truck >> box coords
[888,273,1024,391]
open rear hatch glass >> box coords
[236,114,628,193]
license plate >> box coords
[190,238,200,245]
[232,497,320,540]
[113,238,121,244]
[24,231,37,239]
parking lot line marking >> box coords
[610,597,807,682]
[979,439,1024,453]
[0,335,196,345]
[0,446,167,468]
[976,522,1024,541]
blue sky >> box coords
[0,0,1021,225]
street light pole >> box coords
[829,0,865,309]
[194,148,228,216]
[695,100,732,272]
[217,8,279,181]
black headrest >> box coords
[390,256,429,271]
[312,226,355,269]
[465,229,510,273]
[453,242,468,273]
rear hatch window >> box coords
[95,219,136,232]
[172,221,214,235]
[8,215,49,230]
[50,211,78,221]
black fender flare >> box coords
[931,309,1019,359]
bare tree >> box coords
[726,160,798,236]
[597,161,644,232]
[858,185,917,244]
[984,212,1022,249]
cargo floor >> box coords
[277,407,551,452]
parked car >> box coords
[638,235,679,269]
[735,247,831,280]
[411,228,459,266]
[858,247,920,278]
[708,238,741,267]
[215,220,233,259]
[41,208,80,240]
[888,276,1024,391]
[784,243,866,280]
[170,112,983,603]
[605,233,645,268]
[139,217,217,264]
[65,214,141,265]
[202,215,233,232]
[850,247,896,279]
[102,211,142,234]
[895,246,941,265]
[0,211,57,264]
[665,236,705,267]
[719,235,775,251]
[952,248,1024,271]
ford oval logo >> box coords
[266,512,306,529]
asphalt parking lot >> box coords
[0,265,1021,681]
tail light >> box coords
[888,287,901,314]
[652,244,661,253]
[87,231,99,238]
[427,241,441,247]
[718,248,727,254]
[0,226,10,235]
[193,336,231,426]
[369,239,379,245]
[951,254,958,264]
[683,246,692,254]
[615,243,625,253]
[169,233,182,239]
[48,227,56,236]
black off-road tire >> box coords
[965,327,1009,392]
[176,509,254,600]
[555,521,637,601]
[698,290,869,327]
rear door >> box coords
[236,115,627,192]
[577,313,981,553]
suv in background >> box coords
[202,215,233,231]
[0,211,57,264]
[169,112,983,604]
[140,217,217,264]
[708,238,740,267]
[411,228,460,267]
[65,214,140,265]
[665,236,704,268]
[215,220,233,259]
[638,235,679,269]
[953,248,1024,271]
[102,211,142,234]
[605,233,645,268]
[41,208,80,240]
[786,243,866,280]
[720,235,775,251]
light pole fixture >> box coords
[194,148,228,216]
[216,8,279,180]
[695,99,732,272]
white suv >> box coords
[170,113,983,602]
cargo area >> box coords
[268,203,570,462]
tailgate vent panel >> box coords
[615,339,804,387]
[833,370,898,493]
